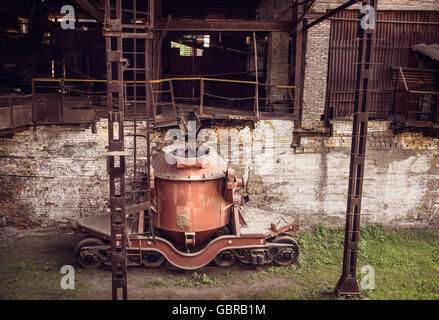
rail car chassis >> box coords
[75,210,300,270]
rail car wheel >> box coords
[213,250,237,267]
[272,236,300,266]
[210,226,231,241]
[142,251,166,268]
[75,238,105,269]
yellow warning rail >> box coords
[31,77,297,122]
[33,78,296,89]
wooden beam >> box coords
[73,0,104,22]
[153,19,292,31]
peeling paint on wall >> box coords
[0,119,438,229]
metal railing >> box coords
[0,77,298,134]
[0,94,33,132]
[0,78,104,134]
[392,68,439,126]
[149,77,297,124]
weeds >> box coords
[145,277,168,288]
[192,272,217,285]
[174,277,195,288]
[222,270,233,276]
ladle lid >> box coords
[152,146,228,181]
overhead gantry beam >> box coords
[73,0,104,22]
[153,20,292,32]
[304,0,361,30]
[0,4,53,25]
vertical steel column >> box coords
[336,0,378,296]
[292,0,304,146]
[31,79,36,128]
[8,94,13,129]
[104,0,128,300]
[152,0,162,81]
[253,32,259,119]
[60,79,64,123]
[132,0,138,184]
[146,0,155,240]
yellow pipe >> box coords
[149,77,201,83]
[276,85,296,89]
[33,78,148,84]
[202,77,258,85]
[33,78,295,87]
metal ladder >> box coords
[104,0,153,300]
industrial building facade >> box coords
[0,0,438,232]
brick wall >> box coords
[268,32,290,105]
[0,125,109,229]
[301,20,331,131]
[259,0,292,106]
[0,121,163,229]
[1,120,438,229]
[231,120,439,227]
[1,0,439,230]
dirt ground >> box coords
[0,230,318,300]
[2,225,437,300]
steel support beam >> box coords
[145,0,155,249]
[336,0,378,296]
[104,0,128,301]
[304,0,361,30]
[73,0,104,22]
[151,0,162,29]
[0,4,53,26]
[297,0,317,26]
[153,20,292,31]
[292,1,305,146]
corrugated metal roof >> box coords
[412,43,439,62]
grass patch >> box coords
[145,276,171,289]
[0,226,437,299]
[262,225,439,299]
